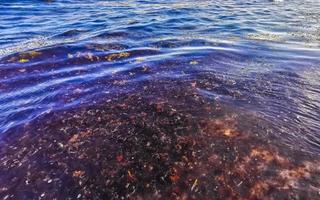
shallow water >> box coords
[0,0,320,199]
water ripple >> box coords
[0,0,320,157]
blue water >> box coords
[2,0,320,152]
[1,0,320,199]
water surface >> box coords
[0,0,320,199]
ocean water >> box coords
[0,0,320,199]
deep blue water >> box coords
[1,0,320,199]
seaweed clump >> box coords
[0,83,320,200]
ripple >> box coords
[1,0,320,198]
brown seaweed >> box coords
[0,82,319,200]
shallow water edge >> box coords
[1,80,320,199]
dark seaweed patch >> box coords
[0,83,319,200]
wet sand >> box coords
[1,81,319,199]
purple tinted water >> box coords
[0,0,320,199]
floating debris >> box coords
[18,58,29,63]
[105,52,130,62]
[189,60,198,65]
[84,52,94,61]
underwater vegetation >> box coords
[1,0,320,199]
[1,82,320,199]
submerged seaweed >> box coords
[1,82,319,199]
[1,0,320,199]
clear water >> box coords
[0,0,320,199]
[1,0,320,151]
